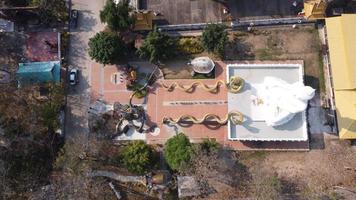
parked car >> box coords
[69,69,79,85]
[70,9,79,29]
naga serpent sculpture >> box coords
[162,110,244,125]
[161,76,245,93]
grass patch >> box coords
[250,151,269,159]
[256,35,283,60]
[233,31,248,38]
[256,49,273,60]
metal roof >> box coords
[16,61,61,86]
[326,14,356,139]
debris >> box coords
[108,182,122,200]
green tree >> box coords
[39,84,65,131]
[100,0,135,32]
[121,141,153,174]
[88,31,126,65]
[201,23,228,58]
[164,133,191,171]
[137,28,178,63]
[33,0,68,24]
[40,103,60,131]
[1,0,29,6]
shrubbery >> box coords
[121,141,153,174]
[178,37,204,54]
[200,138,219,154]
[164,133,191,171]
[201,23,228,58]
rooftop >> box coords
[303,0,327,20]
[144,0,300,25]
[326,14,356,139]
[133,11,153,31]
[16,61,61,86]
[25,32,60,62]
[227,63,308,141]
[145,0,224,25]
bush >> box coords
[121,141,153,174]
[88,31,126,65]
[201,23,228,58]
[164,133,191,171]
[200,138,219,154]
[178,37,204,54]
[137,28,178,63]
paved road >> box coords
[66,0,105,138]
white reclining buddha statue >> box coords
[258,76,315,126]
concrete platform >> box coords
[227,63,308,141]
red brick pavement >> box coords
[90,61,309,150]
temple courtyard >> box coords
[90,60,316,150]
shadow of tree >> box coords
[77,10,97,33]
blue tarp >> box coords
[16,61,61,86]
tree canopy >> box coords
[0,0,68,24]
[1,0,29,6]
[88,31,125,65]
[100,0,135,32]
[201,23,228,58]
[121,141,153,174]
[137,28,178,63]
[164,133,191,171]
[34,0,68,24]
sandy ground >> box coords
[160,59,193,79]
[162,25,323,93]
[198,139,356,199]
[251,139,356,197]
[226,26,323,94]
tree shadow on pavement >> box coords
[77,10,97,33]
